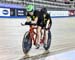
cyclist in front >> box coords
[21,5,40,48]
[21,5,39,25]
[36,7,52,49]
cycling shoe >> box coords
[35,44,40,49]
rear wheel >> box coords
[44,31,51,50]
[22,31,32,54]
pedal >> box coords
[40,39,44,44]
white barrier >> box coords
[48,11,75,17]
[48,11,69,17]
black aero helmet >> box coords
[41,7,47,14]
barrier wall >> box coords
[48,11,75,18]
[0,7,75,18]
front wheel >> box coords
[44,31,51,50]
[22,31,32,54]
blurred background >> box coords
[0,0,75,10]
[0,0,75,17]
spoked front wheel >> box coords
[22,31,32,54]
[44,31,51,50]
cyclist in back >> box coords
[36,7,52,49]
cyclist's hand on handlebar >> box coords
[21,23,25,26]
[21,22,37,26]
[25,22,31,25]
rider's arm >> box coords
[26,16,31,22]
[31,10,39,24]
[31,17,38,23]
[46,14,52,29]
[26,12,31,22]
[46,19,50,28]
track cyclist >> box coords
[21,4,39,25]
[21,4,40,48]
[36,7,52,49]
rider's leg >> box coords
[45,20,50,44]
[41,29,44,39]
[37,26,41,44]
[40,29,44,44]
[44,30,48,44]
[36,26,41,49]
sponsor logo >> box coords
[2,10,9,15]
[17,10,24,16]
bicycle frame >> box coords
[28,25,47,45]
[29,25,38,45]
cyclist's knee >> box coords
[38,26,41,31]
[45,28,50,31]
[46,30,48,34]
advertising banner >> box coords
[16,9,26,16]
[48,11,69,17]
[0,8,10,16]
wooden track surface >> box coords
[0,17,75,60]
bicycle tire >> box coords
[22,31,32,54]
[44,31,51,50]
